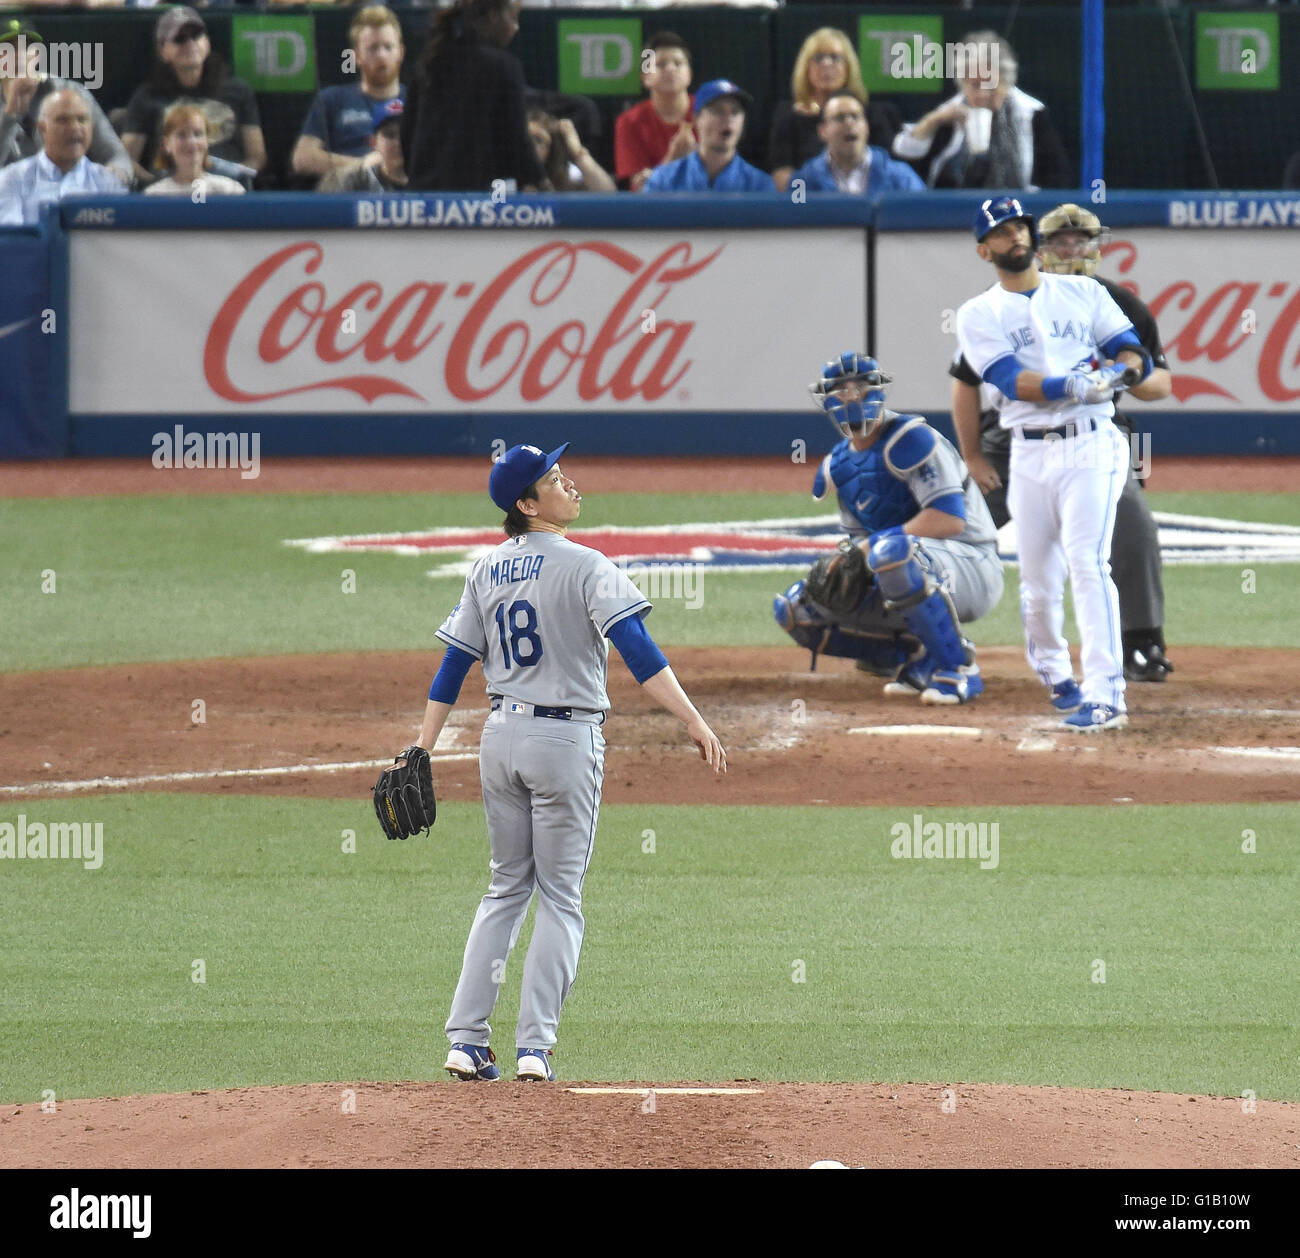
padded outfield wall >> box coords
[2,191,1298,459]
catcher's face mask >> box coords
[1039,228,1105,277]
[811,355,892,439]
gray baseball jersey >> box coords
[436,531,651,711]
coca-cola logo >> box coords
[1103,241,1300,403]
[203,240,721,405]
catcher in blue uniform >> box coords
[774,353,1005,704]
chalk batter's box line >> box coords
[0,753,480,797]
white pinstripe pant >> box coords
[1009,421,1128,710]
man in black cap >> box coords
[119,7,265,187]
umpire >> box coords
[950,203,1176,682]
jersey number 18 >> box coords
[494,599,543,669]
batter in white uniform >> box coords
[415,442,726,1082]
[955,197,1153,731]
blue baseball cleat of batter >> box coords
[516,1048,556,1082]
[1063,702,1128,732]
[445,1043,501,1081]
[1049,679,1084,712]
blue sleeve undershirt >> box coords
[982,354,1022,400]
[607,612,669,685]
[428,643,477,703]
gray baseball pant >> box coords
[445,708,604,1052]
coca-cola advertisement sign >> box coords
[875,230,1300,412]
[70,231,865,414]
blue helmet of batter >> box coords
[973,195,1038,247]
[810,352,892,439]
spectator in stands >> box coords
[791,92,924,197]
[0,18,132,186]
[528,109,614,192]
[120,7,265,188]
[402,0,543,192]
[291,5,403,187]
[768,27,901,195]
[891,30,1070,191]
[614,30,694,194]
[143,102,245,197]
[318,98,408,192]
[643,79,773,193]
[0,87,124,225]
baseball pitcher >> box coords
[379,442,725,1083]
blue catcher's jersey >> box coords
[812,411,998,547]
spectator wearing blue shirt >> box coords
[644,79,773,193]
[792,93,924,198]
[0,87,123,225]
[291,5,404,187]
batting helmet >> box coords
[1037,202,1107,276]
[810,352,893,438]
[972,195,1038,247]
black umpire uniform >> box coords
[950,276,1174,682]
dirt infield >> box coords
[4,646,1297,807]
[3,1080,1296,1170]
[5,453,1297,1169]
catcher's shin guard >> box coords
[774,581,910,674]
[867,534,968,671]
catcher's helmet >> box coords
[810,352,893,438]
[1037,202,1107,277]
[973,195,1038,247]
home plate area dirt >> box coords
[4,645,1297,806]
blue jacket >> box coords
[645,151,775,192]
[793,147,924,197]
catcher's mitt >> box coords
[805,538,873,618]
[373,745,437,840]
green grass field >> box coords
[2,490,1298,669]
[2,484,1298,1103]
[2,797,1295,1104]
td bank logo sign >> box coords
[232,15,318,94]
[1196,12,1278,90]
[559,18,641,96]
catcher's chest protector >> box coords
[828,442,917,534]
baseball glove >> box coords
[806,539,873,617]
[373,745,437,840]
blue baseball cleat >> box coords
[1049,679,1083,712]
[921,663,983,705]
[445,1043,500,1081]
[516,1048,555,1082]
[1062,703,1128,731]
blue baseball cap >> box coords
[973,195,1038,246]
[489,442,570,514]
[693,78,753,113]
[371,96,403,132]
